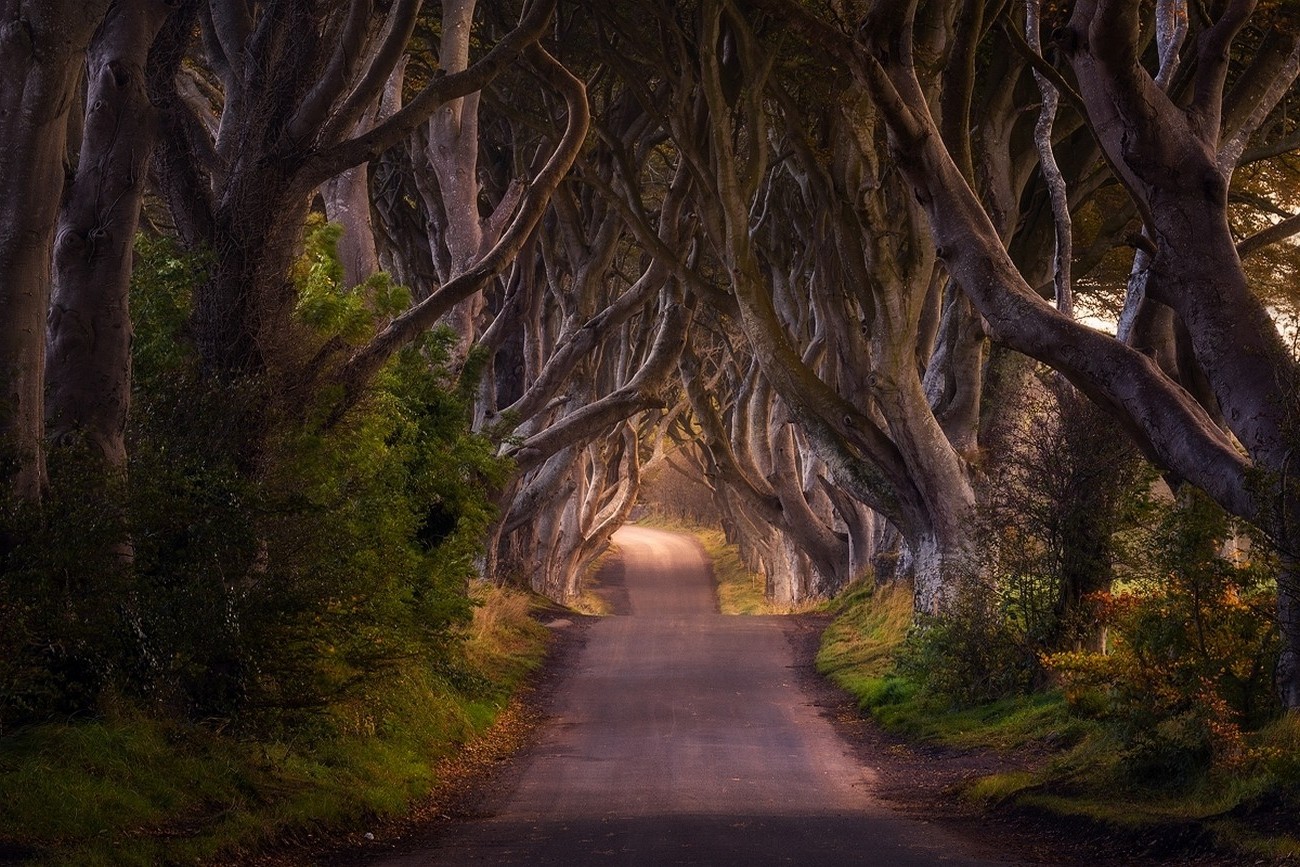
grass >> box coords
[818,582,1300,862]
[0,583,550,866]
[633,512,818,615]
[814,582,1081,748]
[569,545,617,616]
[961,718,1300,857]
[816,580,912,690]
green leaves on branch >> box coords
[0,226,508,733]
[295,215,411,344]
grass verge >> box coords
[0,583,550,866]
[569,545,617,616]
[819,582,1300,862]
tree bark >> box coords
[46,0,173,468]
[0,0,109,497]
[321,164,380,290]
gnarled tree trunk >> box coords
[47,0,174,468]
[0,0,109,498]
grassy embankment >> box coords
[0,584,550,866]
[817,583,1300,861]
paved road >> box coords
[368,526,1032,866]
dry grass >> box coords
[463,582,550,677]
[569,546,617,615]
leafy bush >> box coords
[893,380,1156,709]
[0,227,508,733]
[0,450,136,728]
[980,380,1156,652]
[895,574,1040,705]
[1046,491,1280,781]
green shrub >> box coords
[895,574,1041,706]
[884,382,1157,711]
[1,227,508,733]
[1046,491,1280,781]
[0,450,135,729]
[979,381,1156,654]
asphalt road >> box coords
[367,526,1034,866]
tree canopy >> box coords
[3,0,1300,735]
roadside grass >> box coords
[816,580,912,695]
[632,513,817,614]
[821,583,1300,862]
[570,587,612,616]
[0,583,550,866]
[569,545,617,616]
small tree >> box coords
[982,377,1155,653]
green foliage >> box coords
[1046,491,1281,782]
[0,584,549,865]
[0,222,546,861]
[294,214,410,345]
[130,234,203,385]
[982,382,1157,652]
[892,382,1157,710]
[0,227,508,733]
[0,451,134,729]
[895,577,1042,706]
[816,578,1085,746]
[815,560,1299,861]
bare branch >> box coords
[288,0,374,145]
[1217,37,1300,178]
[1025,0,1073,317]
[332,40,588,414]
[1238,211,1300,260]
[1189,0,1257,140]
[303,0,557,189]
[318,0,421,145]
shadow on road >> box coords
[426,811,1006,866]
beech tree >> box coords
[46,0,179,473]
[0,0,111,498]
[578,1,1300,673]
[478,79,694,596]
[592,0,1037,609]
[149,0,563,411]
[751,0,1300,706]
[9,0,1300,723]
[353,6,692,597]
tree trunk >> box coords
[0,0,109,497]
[321,65,403,291]
[1278,546,1300,711]
[321,164,379,289]
[47,0,172,468]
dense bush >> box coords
[0,228,507,733]
[980,381,1155,652]
[894,380,1154,707]
[1046,491,1280,780]
[895,575,1040,706]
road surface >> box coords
[365,526,1035,866]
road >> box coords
[365,526,1035,866]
